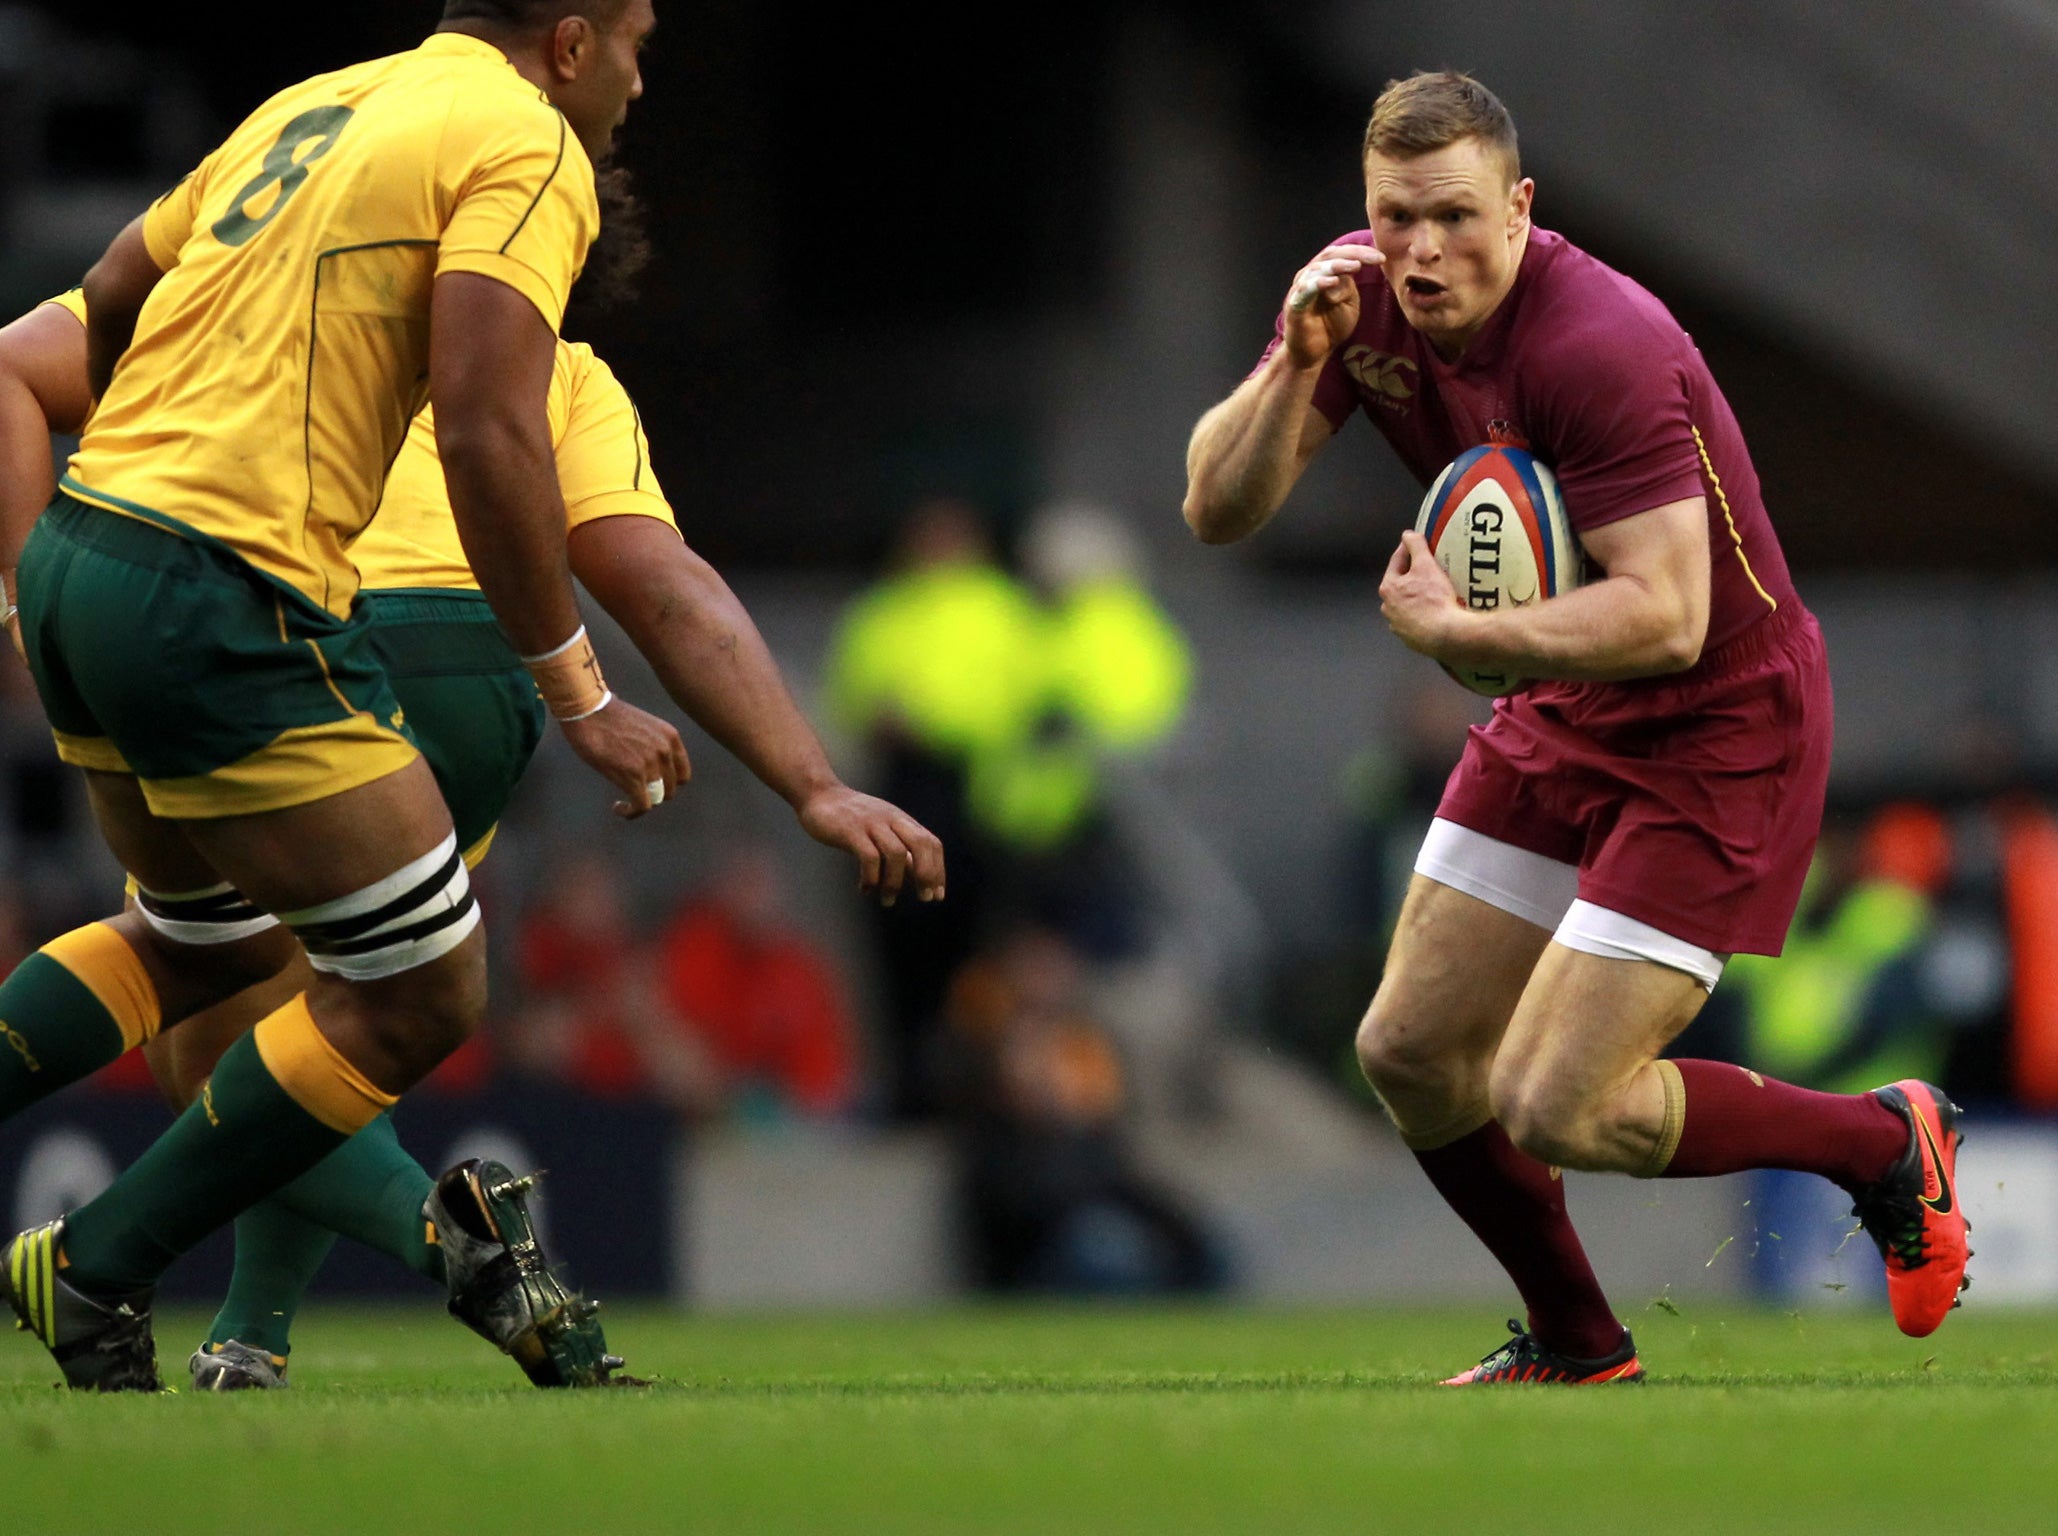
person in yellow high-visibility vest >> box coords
[968,503,1192,858]
[824,499,1194,1115]
[1724,805,1952,1096]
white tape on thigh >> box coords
[1554,899,1728,991]
[1413,818,1580,932]
[133,880,281,945]
[280,832,480,981]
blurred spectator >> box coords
[1272,681,1485,1090]
[507,853,722,1118]
[823,496,1196,1119]
[654,842,858,1123]
[822,497,1042,1120]
[945,926,1223,1295]
[505,847,861,1126]
[1708,806,1958,1095]
[1336,682,1490,948]
[985,500,1192,959]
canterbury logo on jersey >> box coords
[1342,347,1417,409]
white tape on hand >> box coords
[1290,260,1344,313]
[645,780,666,807]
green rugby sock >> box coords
[59,996,389,1294]
[264,1112,443,1284]
[207,1114,441,1357]
[0,924,159,1119]
[208,1203,337,1358]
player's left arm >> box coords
[0,301,94,649]
[1380,496,1711,681]
[568,516,945,906]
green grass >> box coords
[6,1303,2056,1535]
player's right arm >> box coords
[571,518,946,906]
[545,347,943,905]
[431,95,684,817]
[430,274,687,818]
[1181,243,1380,544]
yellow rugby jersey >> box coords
[355,339,676,591]
[64,32,598,618]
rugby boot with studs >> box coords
[425,1158,626,1388]
[1850,1079,1971,1338]
[1442,1319,1645,1385]
[190,1338,289,1391]
[0,1219,162,1392]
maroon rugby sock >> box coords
[1415,1123,1625,1359]
[1657,1059,1909,1191]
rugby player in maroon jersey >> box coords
[1183,71,1967,1382]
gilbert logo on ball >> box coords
[1414,445,1584,697]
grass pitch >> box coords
[5,1302,2055,1535]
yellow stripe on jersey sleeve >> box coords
[435,103,597,334]
[556,343,678,535]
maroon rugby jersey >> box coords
[1261,227,1797,658]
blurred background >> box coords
[3,0,2057,1312]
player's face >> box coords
[1364,138,1533,359]
[557,0,656,162]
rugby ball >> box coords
[1414,445,1583,697]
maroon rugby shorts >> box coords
[1434,601,1832,956]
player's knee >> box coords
[387,936,488,1061]
[326,932,487,1077]
[205,926,302,994]
[132,916,300,1006]
[1490,1071,1597,1169]
[1355,1003,1452,1099]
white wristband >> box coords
[557,687,613,723]
[520,624,588,666]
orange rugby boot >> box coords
[1441,1320,1645,1385]
[1849,1080,1970,1338]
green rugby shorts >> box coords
[18,493,416,818]
[358,589,547,866]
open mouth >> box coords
[1403,275,1447,301]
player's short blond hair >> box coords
[1363,72,1520,186]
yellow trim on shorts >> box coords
[41,922,162,1051]
[462,825,499,870]
[137,717,419,821]
[251,994,397,1135]
[49,730,133,774]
